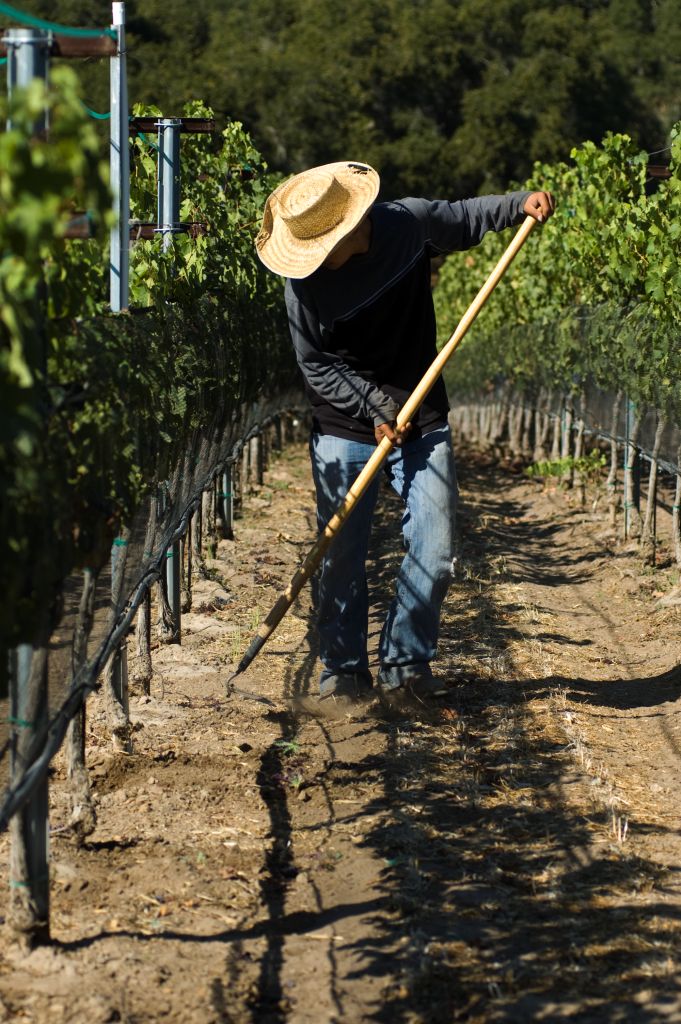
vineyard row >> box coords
[1,3,294,947]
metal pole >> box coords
[165,541,181,643]
[623,397,630,539]
[632,419,641,514]
[109,2,129,312]
[5,26,50,944]
[156,116,182,637]
[111,537,129,714]
[9,644,50,943]
[156,118,182,251]
[5,28,50,134]
[220,466,234,540]
[109,3,130,707]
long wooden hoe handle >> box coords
[227,215,537,692]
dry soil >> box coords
[1,433,681,1023]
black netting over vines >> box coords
[450,381,681,477]
[0,295,301,826]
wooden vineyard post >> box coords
[560,396,574,487]
[607,391,623,528]
[533,389,552,462]
[192,503,202,563]
[641,414,666,565]
[104,531,131,752]
[273,415,283,454]
[241,443,250,500]
[134,589,153,696]
[672,444,681,569]
[66,569,98,841]
[131,497,157,694]
[521,403,533,458]
[573,388,587,507]
[202,482,218,559]
[251,433,264,487]
[550,394,562,461]
[181,520,193,614]
[156,485,174,642]
[623,398,643,540]
[261,426,270,476]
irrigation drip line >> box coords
[135,130,159,152]
[80,101,110,120]
[0,407,298,831]
[0,1,117,39]
[0,495,199,833]
[580,425,681,477]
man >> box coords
[256,162,554,702]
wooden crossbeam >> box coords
[62,218,208,241]
[129,222,208,241]
[0,32,117,58]
[129,116,215,135]
[62,213,93,239]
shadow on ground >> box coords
[55,451,681,1023]
[224,453,681,1022]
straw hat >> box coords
[255,161,380,278]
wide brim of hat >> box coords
[256,161,380,279]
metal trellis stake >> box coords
[110,536,129,708]
[156,118,183,639]
[109,2,131,700]
[225,215,540,694]
[4,27,50,133]
[8,644,50,942]
[156,118,182,251]
[4,24,51,942]
[165,542,182,643]
[109,1,129,312]
[220,466,234,540]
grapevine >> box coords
[0,69,292,652]
[435,127,681,422]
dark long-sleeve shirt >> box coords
[285,192,531,443]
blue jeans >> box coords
[310,426,457,689]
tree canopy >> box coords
[14,0,681,198]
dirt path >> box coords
[1,436,681,1023]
